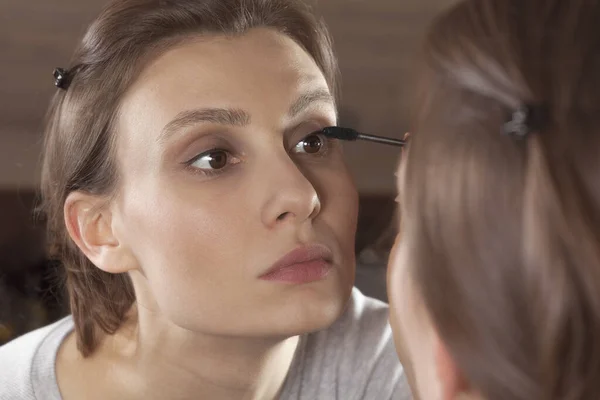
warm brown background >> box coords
[0,0,455,192]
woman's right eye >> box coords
[187,149,240,174]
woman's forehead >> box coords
[121,31,327,116]
[133,30,325,96]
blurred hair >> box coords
[402,0,600,398]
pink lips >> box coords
[259,244,334,284]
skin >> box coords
[57,28,358,400]
[387,155,480,400]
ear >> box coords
[435,337,471,400]
[64,191,136,274]
[396,133,410,196]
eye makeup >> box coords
[180,127,339,178]
[318,126,406,148]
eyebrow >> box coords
[157,88,334,143]
[288,88,334,118]
[158,108,251,143]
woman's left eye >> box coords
[292,132,329,155]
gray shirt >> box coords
[0,288,411,399]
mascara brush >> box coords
[320,126,406,147]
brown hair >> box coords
[402,0,600,398]
[40,0,338,357]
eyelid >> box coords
[286,115,334,140]
[287,122,322,149]
[185,147,230,165]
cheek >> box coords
[319,163,358,234]
[388,239,442,400]
[388,238,412,361]
[118,177,249,275]
[325,180,358,259]
[116,179,259,321]
[388,238,424,383]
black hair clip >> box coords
[503,104,547,139]
[53,67,72,90]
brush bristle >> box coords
[321,126,359,141]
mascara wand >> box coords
[321,127,406,147]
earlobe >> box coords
[435,338,470,400]
[64,191,135,274]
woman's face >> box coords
[111,28,358,337]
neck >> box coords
[104,304,300,400]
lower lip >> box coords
[259,260,332,284]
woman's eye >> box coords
[293,133,327,155]
[190,150,233,171]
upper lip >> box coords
[260,244,334,277]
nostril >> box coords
[277,212,290,221]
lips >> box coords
[259,244,334,284]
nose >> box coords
[260,154,321,229]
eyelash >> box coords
[292,130,338,159]
[183,129,339,178]
[182,146,235,179]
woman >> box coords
[0,0,409,398]
[388,0,600,399]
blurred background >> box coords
[0,0,453,344]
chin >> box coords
[262,274,354,337]
[167,269,355,339]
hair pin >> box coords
[503,104,547,139]
[53,67,72,90]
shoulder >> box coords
[300,288,411,399]
[0,316,74,400]
[338,286,391,329]
[326,288,399,371]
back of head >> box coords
[400,0,600,398]
[40,0,337,357]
